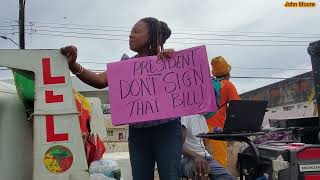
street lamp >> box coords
[0,35,20,48]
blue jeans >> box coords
[129,119,182,180]
[181,156,235,180]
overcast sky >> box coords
[1,0,319,93]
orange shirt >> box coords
[207,79,240,127]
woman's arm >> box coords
[69,62,108,89]
[61,46,108,89]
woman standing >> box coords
[61,17,182,180]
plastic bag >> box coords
[90,173,116,180]
[89,159,121,180]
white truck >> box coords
[0,50,107,180]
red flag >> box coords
[85,134,96,165]
[84,134,106,165]
[95,135,106,160]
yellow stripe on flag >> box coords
[74,90,91,112]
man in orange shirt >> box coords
[204,56,240,167]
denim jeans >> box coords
[129,119,182,180]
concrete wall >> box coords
[106,128,128,142]
[104,142,129,153]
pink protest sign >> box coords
[107,45,216,125]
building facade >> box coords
[240,71,317,127]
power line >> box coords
[27,32,308,47]
[166,41,307,47]
[232,67,311,71]
[2,19,320,38]
[24,29,313,43]
[27,20,131,29]
[0,17,17,23]
[0,29,18,31]
[0,32,18,35]
[170,37,311,43]
[20,24,320,39]
[26,29,127,37]
[231,76,313,80]
[0,25,17,28]
[27,32,128,41]
[0,21,320,42]
[24,20,320,36]
[173,32,320,39]
[173,28,320,36]
[0,22,16,25]
[25,24,131,33]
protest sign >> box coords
[107,45,216,125]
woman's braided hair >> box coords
[140,17,171,56]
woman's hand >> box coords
[60,45,78,67]
[158,48,175,59]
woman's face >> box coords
[129,21,150,53]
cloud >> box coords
[1,0,319,93]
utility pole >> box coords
[19,0,25,49]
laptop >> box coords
[208,100,268,134]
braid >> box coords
[149,20,159,55]
[140,17,171,56]
[159,21,171,51]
